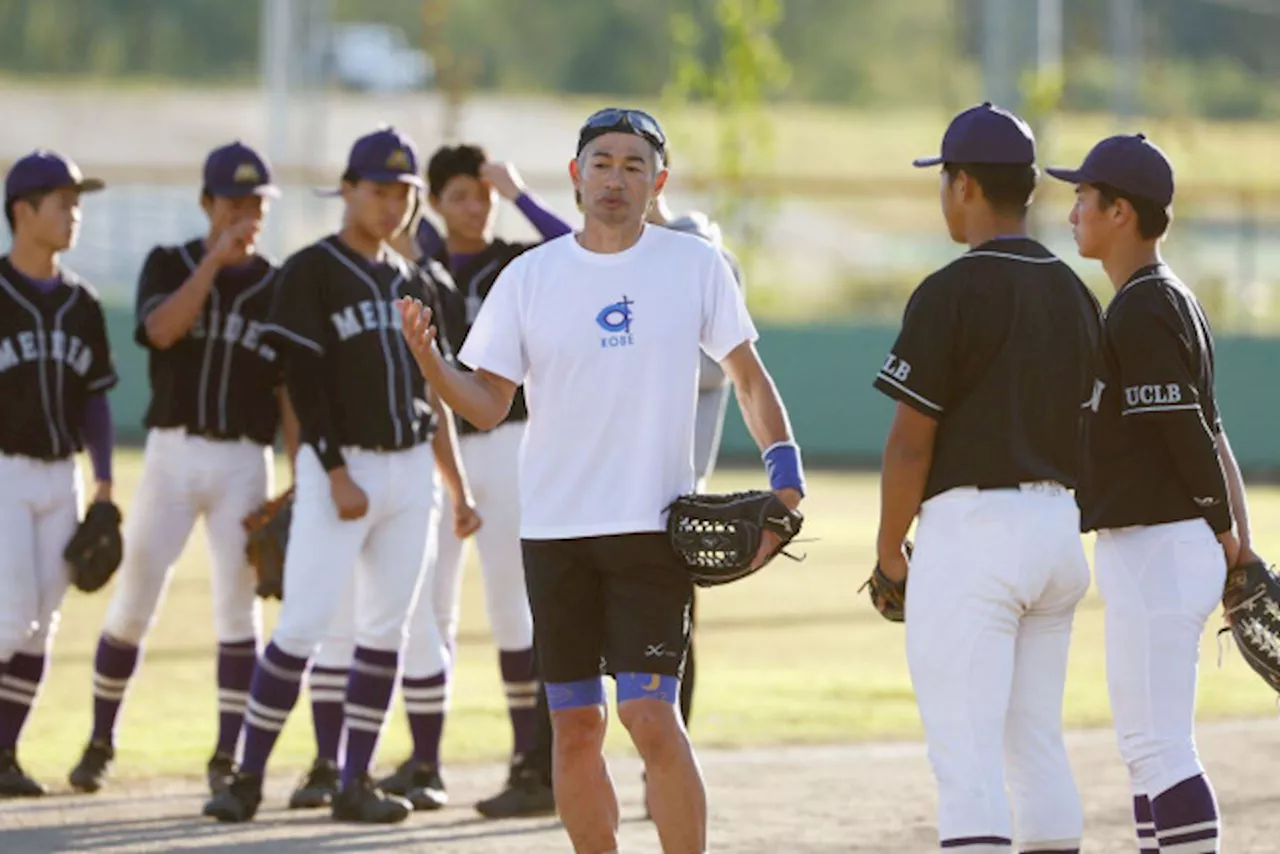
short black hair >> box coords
[427,144,487,197]
[943,162,1038,217]
[4,189,52,234]
[1093,182,1171,240]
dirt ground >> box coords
[1,719,1275,853]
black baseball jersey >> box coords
[873,238,1103,500]
[134,240,282,445]
[0,257,118,460]
[265,235,453,469]
[1077,264,1231,534]
[432,239,533,435]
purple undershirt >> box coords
[417,191,572,271]
[25,273,114,483]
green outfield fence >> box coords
[103,309,1280,474]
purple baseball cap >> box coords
[203,141,280,198]
[913,102,1037,168]
[317,127,425,197]
[1046,133,1174,207]
[5,150,105,204]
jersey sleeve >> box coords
[83,292,119,394]
[873,274,956,418]
[701,250,758,363]
[265,250,327,355]
[459,262,528,384]
[134,246,181,348]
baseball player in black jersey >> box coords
[203,127,466,825]
[0,151,117,796]
[873,104,1103,853]
[67,141,296,797]
[1049,134,1252,853]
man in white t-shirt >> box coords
[397,108,804,854]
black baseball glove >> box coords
[243,489,294,601]
[65,500,124,593]
[859,541,912,623]
[1220,555,1280,694]
[666,490,804,587]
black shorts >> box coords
[522,533,693,684]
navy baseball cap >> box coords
[203,141,280,198]
[5,150,105,204]
[912,102,1037,168]
[1046,133,1174,207]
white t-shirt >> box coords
[459,225,757,539]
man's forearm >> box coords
[421,358,511,433]
[734,367,794,451]
[877,426,933,560]
[145,256,219,349]
[1216,431,1252,548]
[430,394,470,506]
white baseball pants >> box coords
[0,453,81,661]
[1095,519,1225,800]
[906,483,1089,852]
[102,428,271,646]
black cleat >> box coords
[332,773,412,824]
[0,749,45,797]
[475,754,555,819]
[206,750,236,795]
[202,771,263,822]
[288,756,340,809]
[377,756,448,809]
[68,740,114,794]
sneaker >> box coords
[202,771,263,822]
[68,740,114,794]
[288,757,340,809]
[206,751,236,795]
[332,772,412,824]
[0,748,45,797]
[475,754,555,819]
[377,756,448,808]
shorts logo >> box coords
[881,353,910,383]
[1124,383,1181,408]
[644,643,677,659]
[1085,379,1106,413]
[596,295,635,348]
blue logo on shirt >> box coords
[596,296,635,348]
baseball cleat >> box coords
[377,756,448,808]
[475,754,555,819]
[202,771,263,822]
[289,756,341,809]
[0,749,46,797]
[205,750,236,795]
[332,773,412,824]
[68,740,114,794]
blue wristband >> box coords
[763,441,805,496]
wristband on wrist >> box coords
[763,441,805,497]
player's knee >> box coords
[551,705,607,756]
[213,602,260,645]
[618,691,684,761]
[1125,739,1201,797]
[103,610,150,647]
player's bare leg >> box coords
[618,696,706,854]
[551,705,620,853]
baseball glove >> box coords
[1220,555,1280,694]
[243,489,294,601]
[64,500,124,593]
[859,542,912,623]
[666,490,804,587]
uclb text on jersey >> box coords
[330,299,403,341]
[880,353,911,382]
[1124,383,1182,408]
[0,329,95,376]
[596,296,635,349]
[190,311,277,361]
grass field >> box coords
[17,450,1280,788]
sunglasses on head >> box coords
[578,108,667,159]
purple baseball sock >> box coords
[240,642,308,777]
[91,635,140,745]
[341,647,400,788]
[1151,775,1219,853]
[0,654,46,749]
[215,639,256,757]
[402,670,448,766]
[499,647,538,756]
[1133,794,1158,853]
[308,665,347,764]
